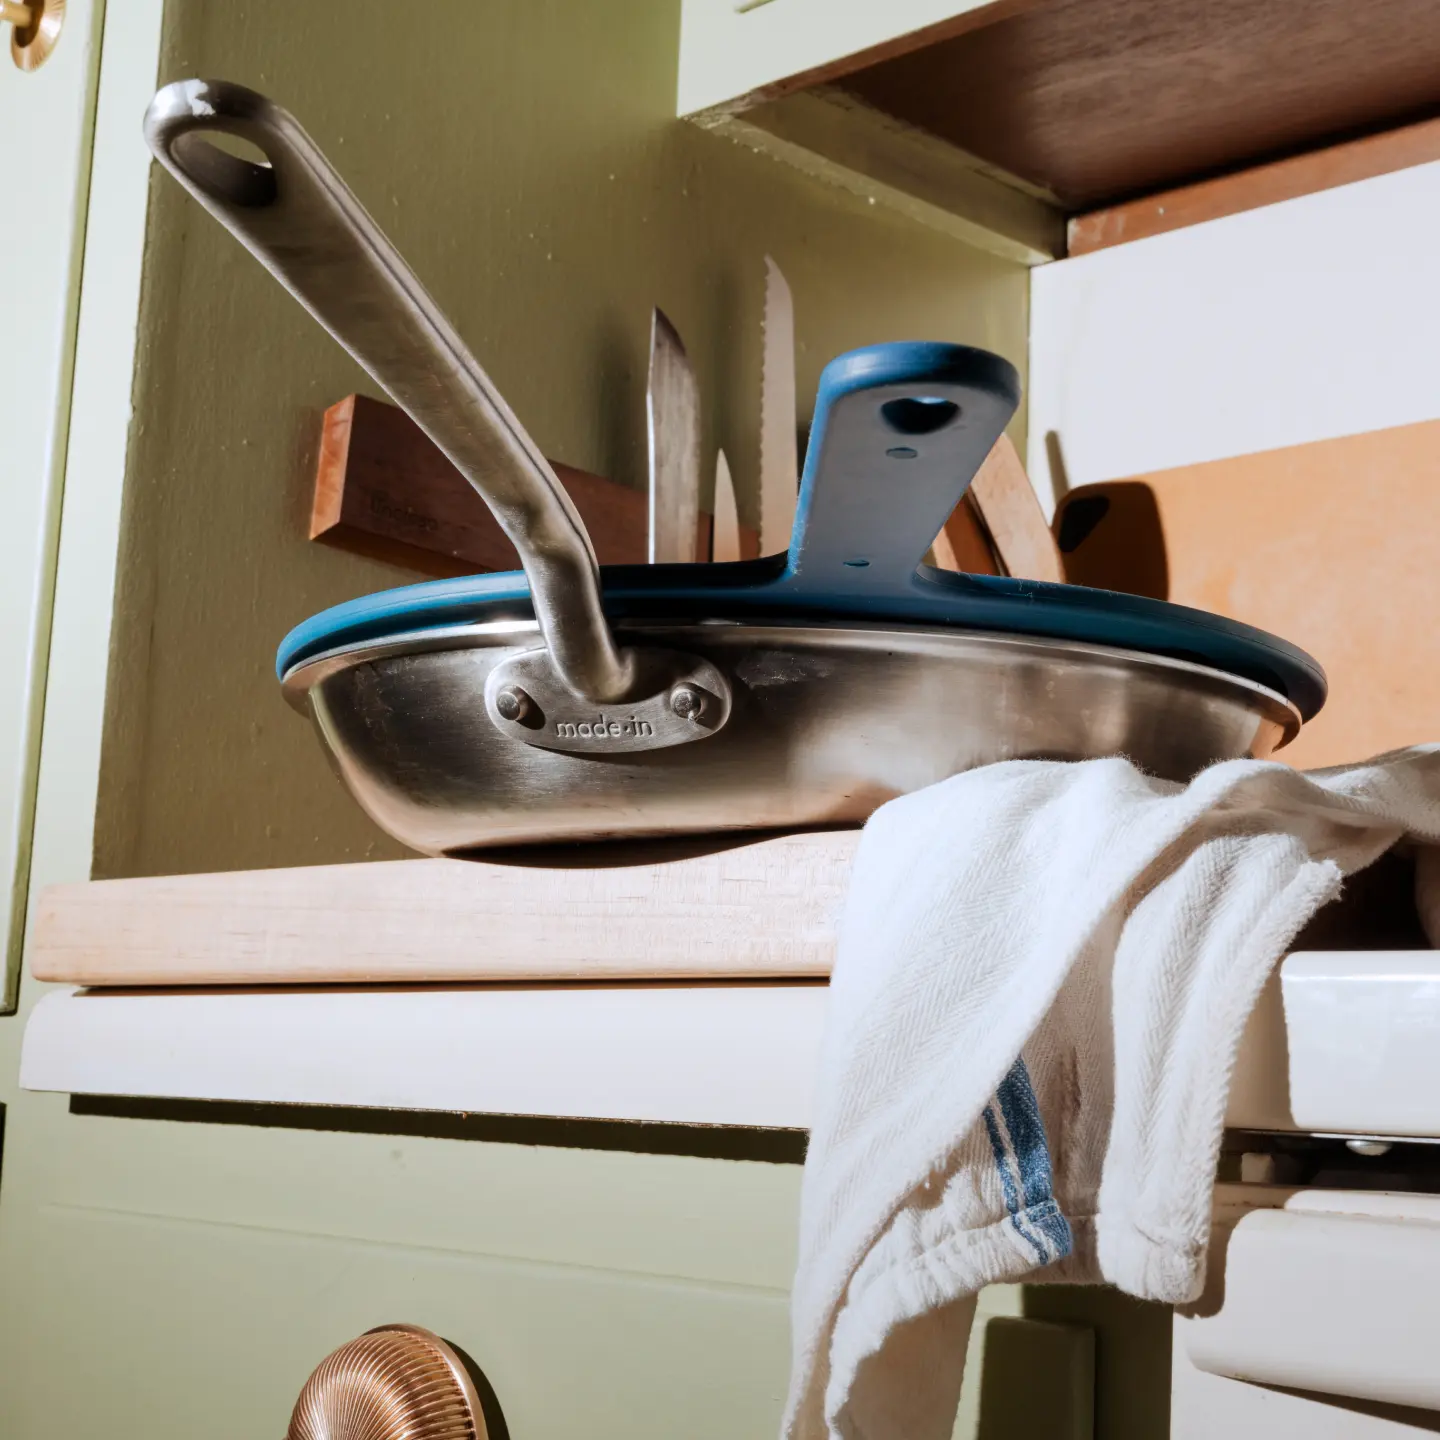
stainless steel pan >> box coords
[143,80,1326,853]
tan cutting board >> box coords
[31,831,859,987]
[1055,418,1440,769]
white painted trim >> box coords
[1174,1188,1440,1434]
[710,89,1063,266]
[678,0,1002,116]
[21,984,830,1128]
[0,0,104,1010]
[15,0,165,1003]
[1183,1200,1440,1413]
[21,953,1440,1138]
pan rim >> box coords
[281,616,1303,746]
[275,567,1327,721]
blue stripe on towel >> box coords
[983,1057,1074,1266]
[981,1102,1049,1266]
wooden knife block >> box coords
[311,394,759,574]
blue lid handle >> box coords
[783,342,1021,597]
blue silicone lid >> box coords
[279,342,1327,720]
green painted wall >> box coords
[0,0,1169,1436]
[92,0,1027,879]
[0,1103,806,1437]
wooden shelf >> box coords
[836,0,1440,213]
[684,0,1440,263]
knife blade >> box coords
[759,255,798,557]
[712,448,742,563]
[646,308,701,563]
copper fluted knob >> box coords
[7,0,63,70]
[287,1325,487,1440]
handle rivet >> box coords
[670,684,705,722]
[495,686,533,723]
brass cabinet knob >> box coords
[5,0,62,70]
[287,1325,488,1440]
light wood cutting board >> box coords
[1054,418,1440,769]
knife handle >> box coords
[783,343,1020,597]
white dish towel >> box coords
[784,747,1440,1440]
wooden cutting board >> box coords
[31,832,859,987]
[1054,418,1440,768]
[29,830,1413,987]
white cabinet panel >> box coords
[0,0,101,1008]
[1027,161,1440,509]
[1172,1349,1437,1439]
[1229,953,1440,1140]
[1175,1190,1440,1435]
[1187,1197,1440,1412]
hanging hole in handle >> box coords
[171,129,277,208]
[881,396,960,436]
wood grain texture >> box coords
[932,493,1001,575]
[39,814,1406,990]
[697,508,763,563]
[843,0,1440,209]
[31,830,860,986]
[1052,419,1440,768]
[1069,114,1440,255]
[311,394,646,574]
[316,399,1049,582]
[932,436,1058,580]
[968,435,1063,582]
[311,394,758,576]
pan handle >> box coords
[143,79,634,706]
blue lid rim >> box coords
[277,562,1327,721]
